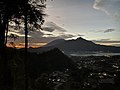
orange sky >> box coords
[7,42,47,48]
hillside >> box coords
[27,48,77,78]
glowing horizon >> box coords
[6,42,47,48]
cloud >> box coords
[9,27,45,39]
[44,34,53,36]
[45,22,67,32]
[93,40,120,43]
[104,29,115,33]
[77,34,84,37]
[92,28,115,33]
[92,38,120,44]
[92,39,120,46]
[110,44,120,47]
[41,22,76,39]
[93,0,120,15]
[57,33,84,40]
[93,0,110,14]
[9,21,67,39]
[93,0,120,28]
[9,37,59,43]
[42,27,55,32]
[8,21,84,45]
[58,34,75,39]
[28,30,44,38]
[8,22,68,42]
[99,39,111,41]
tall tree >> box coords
[0,0,46,55]
[0,0,47,89]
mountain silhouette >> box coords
[29,37,120,53]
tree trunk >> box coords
[0,14,6,59]
[24,7,29,90]
[0,14,13,90]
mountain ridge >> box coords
[28,37,120,53]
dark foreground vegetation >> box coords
[1,47,120,90]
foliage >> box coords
[0,0,46,46]
[0,1,47,90]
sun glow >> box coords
[7,42,47,48]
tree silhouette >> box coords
[0,0,47,90]
[0,0,45,54]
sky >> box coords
[8,0,120,47]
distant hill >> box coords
[27,48,77,78]
[28,37,120,54]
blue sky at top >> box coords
[45,0,120,41]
